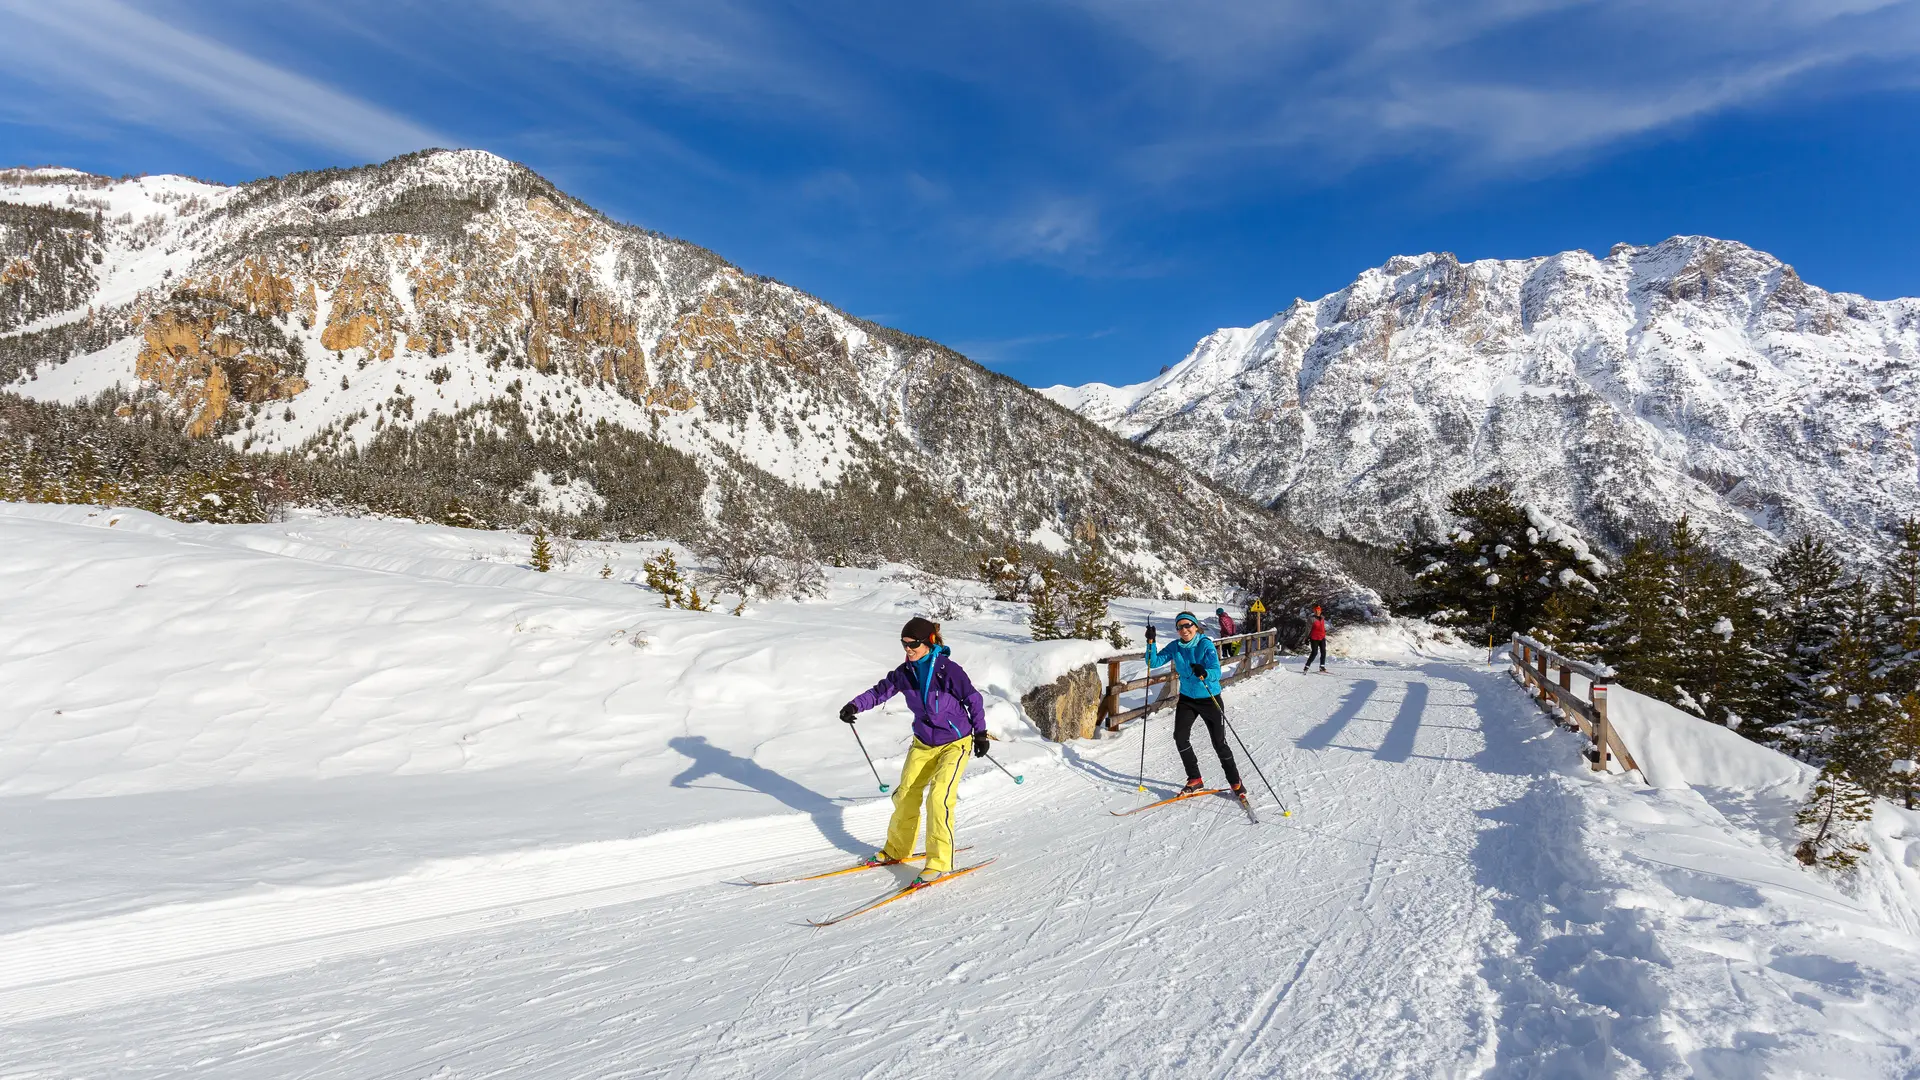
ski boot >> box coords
[861,852,892,868]
[915,868,944,885]
[1180,777,1207,794]
[1230,783,1247,797]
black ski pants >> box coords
[1304,640,1327,669]
[1173,695,1242,788]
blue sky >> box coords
[3,0,1918,388]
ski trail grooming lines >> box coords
[1215,692,1291,818]
[737,847,974,887]
[1111,787,1225,816]
[848,723,889,793]
[806,859,996,926]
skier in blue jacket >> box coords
[1145,611,1243,795]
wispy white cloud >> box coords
[481,0,860,115]
[987,198,1102,260]
[952,327,1118,365]
[0,0,442,163]
[1058,0,1920,176]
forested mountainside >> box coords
[1047,238,1920,564]
[0,151,1376,609]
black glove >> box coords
[840,703,858,724]
[1144,624,1157,643]
[973,731,990,758]
[1191,663,1208,680]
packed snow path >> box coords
[4,508,1918,1077]
[0,664,1714,1077]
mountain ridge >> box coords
[0,149,1380,612]
[1044,236,1920,564]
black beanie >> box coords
[902,616,940,643]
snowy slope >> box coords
[1044,239,1920,562]
[3,504,1917,1076]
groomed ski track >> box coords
[4,661,1676,1079]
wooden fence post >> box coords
[1590,683,1611,772]
[1537,647,1548,687]
[1559,664,1572,694]
[1102,658,1122,732]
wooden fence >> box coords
[1509,633,1640,774]
[1096,628,1283,733]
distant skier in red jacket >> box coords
[1302,606,1328,673]
[1216,607,1239,657]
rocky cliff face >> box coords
[1047,239,1920,563]
[0,151,1373,604]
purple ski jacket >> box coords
[848,646,985,748]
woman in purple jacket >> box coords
[840,617,988,882]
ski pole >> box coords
[1215,695,1290,817]
[1137,710,1149,793]
[984,752,1024,785]
[848,724,889,793]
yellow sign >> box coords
[1248,599,1266,613]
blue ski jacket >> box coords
[1146,634,1223,699]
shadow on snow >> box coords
[669,735,869,857]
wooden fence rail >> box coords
[1097,628,1282,733]
[1509,633,1640,774]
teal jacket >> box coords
[1146,634,1223,698]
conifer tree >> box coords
[1793,763,1875,871]
[1580,520,1767,729]
[1397,485,1604,640]
[1663,516,1721,709]
[1027,559,1071,641]
[1534,587,1600,658]
[529,525,554,573]
[1877,518,1920,694]
[440,496,479,529]
[1822,581,1893,793]
[643,550,689,608]
[978,544,1028,603]
[1070,532,1126,642]
[1696,560,1769,731]
[1888,693,1920,810]
[1593,536,1680,695]
[1756,534,1847,751]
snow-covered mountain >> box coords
[1046,239,1920,563]
[0,151,1368,602]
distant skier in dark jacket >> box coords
[1144,611,1243,795]
[841,617,987,882]
[1303,606,1328,673]
[1216,607,1239,657]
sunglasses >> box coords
[1175,621,1198,631]
[901,638,927,650]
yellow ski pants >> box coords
[883,736,971,872]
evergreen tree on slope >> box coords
[1397,485,1605,641]
[1823,580,1894,794]
[1755,535,1848,753]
